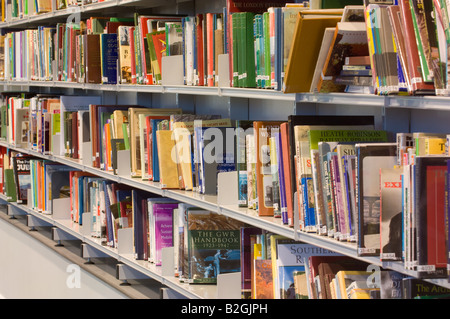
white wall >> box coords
[0,217,128,299]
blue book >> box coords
[275,131,288,224]
[100,33,119,84]
[150,119,165,182]
[273,7,282,91]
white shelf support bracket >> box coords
[80,243,110,264]
[51,227,79,247]
[7,205,26,219]
[116,263,151,286]
[27,215,52,231]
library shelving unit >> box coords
[1,0,450,299]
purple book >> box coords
[153,203,178,266]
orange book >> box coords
[253,121,284,216]
[206,13,214,87]
[280,123,294,227]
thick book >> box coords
[85,34,102,84]
[283,10,343,93]
[414,156,449,279]
[356,143,397,257]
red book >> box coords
[398,0,435,95]
[415,156,448,279]
[196,14,205,86]
[206,13,214,87]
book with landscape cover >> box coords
[186,209,244,284]
[317,21,369,93]
[355,143,397,257]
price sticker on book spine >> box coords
[358,247,376,255]
[417,265,435,272]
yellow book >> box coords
[335,270,371,299]
[128,107,182,178]
[424,137,446,155]
[172,118,232,191]
[112,110,128,139]
[283,9,343,93]
[156,130,180,189]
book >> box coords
[380,167,403,261]
[118,26,133,84]
[335,270,374,299]
[414,156,449,278]
[100,33,118,84]
[317,21,369,93]
[128,107,181,178]
[253,121,284,216]
[286,115,375,229]
[283,10,343,93]
[355,143,397,256]
[310,27,336,92]
[401,277,450,299]
[150,202,178,266]
[156,129,179,189]
[186,209,244,284]
[194,126,236,195]
[12,155,32,204]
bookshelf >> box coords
[1,0,450,300]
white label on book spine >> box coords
[358,248,376,254]
[411,77,422,84]
[417,265,436,272]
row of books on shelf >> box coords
[1,0,109,22]
[1,153,449,300]
[1,0,449,96]
[3,92,450,282]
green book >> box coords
[4,168,17,202]
[232,13,240,87]
[242,12,256,88]
[122,123,130,150]
[263,12,271,89]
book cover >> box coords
[240,227,263,299]
[380,167,403,261]
[380,270,407,299]
[100,33,118,85]
[356,143,397,256]
[283,10,343,93]
[195,126,236,195]
[85,34,101,84]
[186,209,244,284]
[317,21,369,93]
[414,156,449,278]
[253,121,284,216]
[253,259,274,299]
[118,26,133,84]
[12,155,32,204]
[156,129,179,189]
[275,242,342,299]
[152,202,178,266]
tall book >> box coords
[414,156,448,279]
[355,143,397,257]
[283,9,343,93]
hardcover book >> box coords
[186,209,244,284]
[355,143,397,257]
[414,156,449,279]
